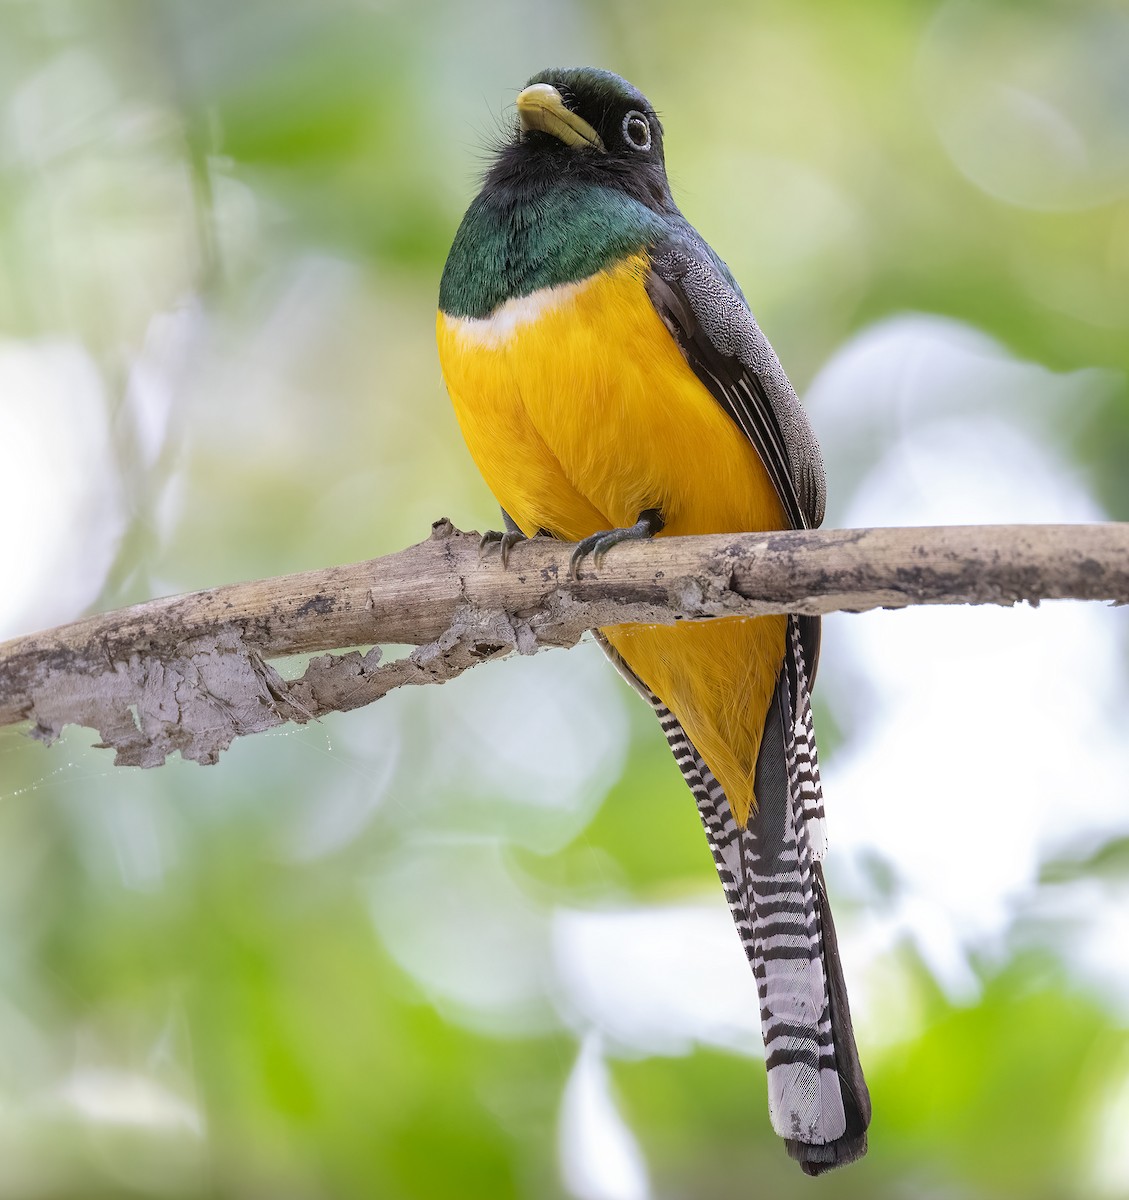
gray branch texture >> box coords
[1,521,1126,768]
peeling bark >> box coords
[2,520,1127,767]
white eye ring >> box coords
[622,110,651,151]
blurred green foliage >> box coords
[1,0,1128,1197]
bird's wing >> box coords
[598,626,870,1173]
[645,232,825,674]
[645,232,826,534]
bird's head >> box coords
[496,67,672,211]
[440,68,677,316]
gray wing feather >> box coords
[646,235,826,531]
[646,230,825,679]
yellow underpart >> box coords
[436,252,787,824]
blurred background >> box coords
[1,0,1128,1196]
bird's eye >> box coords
[622,111,651,152]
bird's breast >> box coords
[437,249,788,823]
[436,251,784,541]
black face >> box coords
[481,66,674,215]
[524,66,666,168]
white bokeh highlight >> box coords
[559,1034,651,1200]
[0,340,125,639]
[552,903,760,1057]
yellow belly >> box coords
[436,252,786,822]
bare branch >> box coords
[2,520,1126,767]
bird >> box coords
[436,66,870,1174]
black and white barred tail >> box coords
[599,618,870,1174]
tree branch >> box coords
[2,520,1126,767]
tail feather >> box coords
[596,622,869,1173]
[790,629,827,862]
[790,861,871,1174]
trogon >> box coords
[436,66,870,1174]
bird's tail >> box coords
[602,620,870,1173]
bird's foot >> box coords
[569,508,664,579]
[479,528,528,568]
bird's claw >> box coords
[480,528,527,568]
[568,509,664,580]
[569,531,617,579]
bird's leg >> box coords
[480,509,546,568]
[569,508,665,579]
